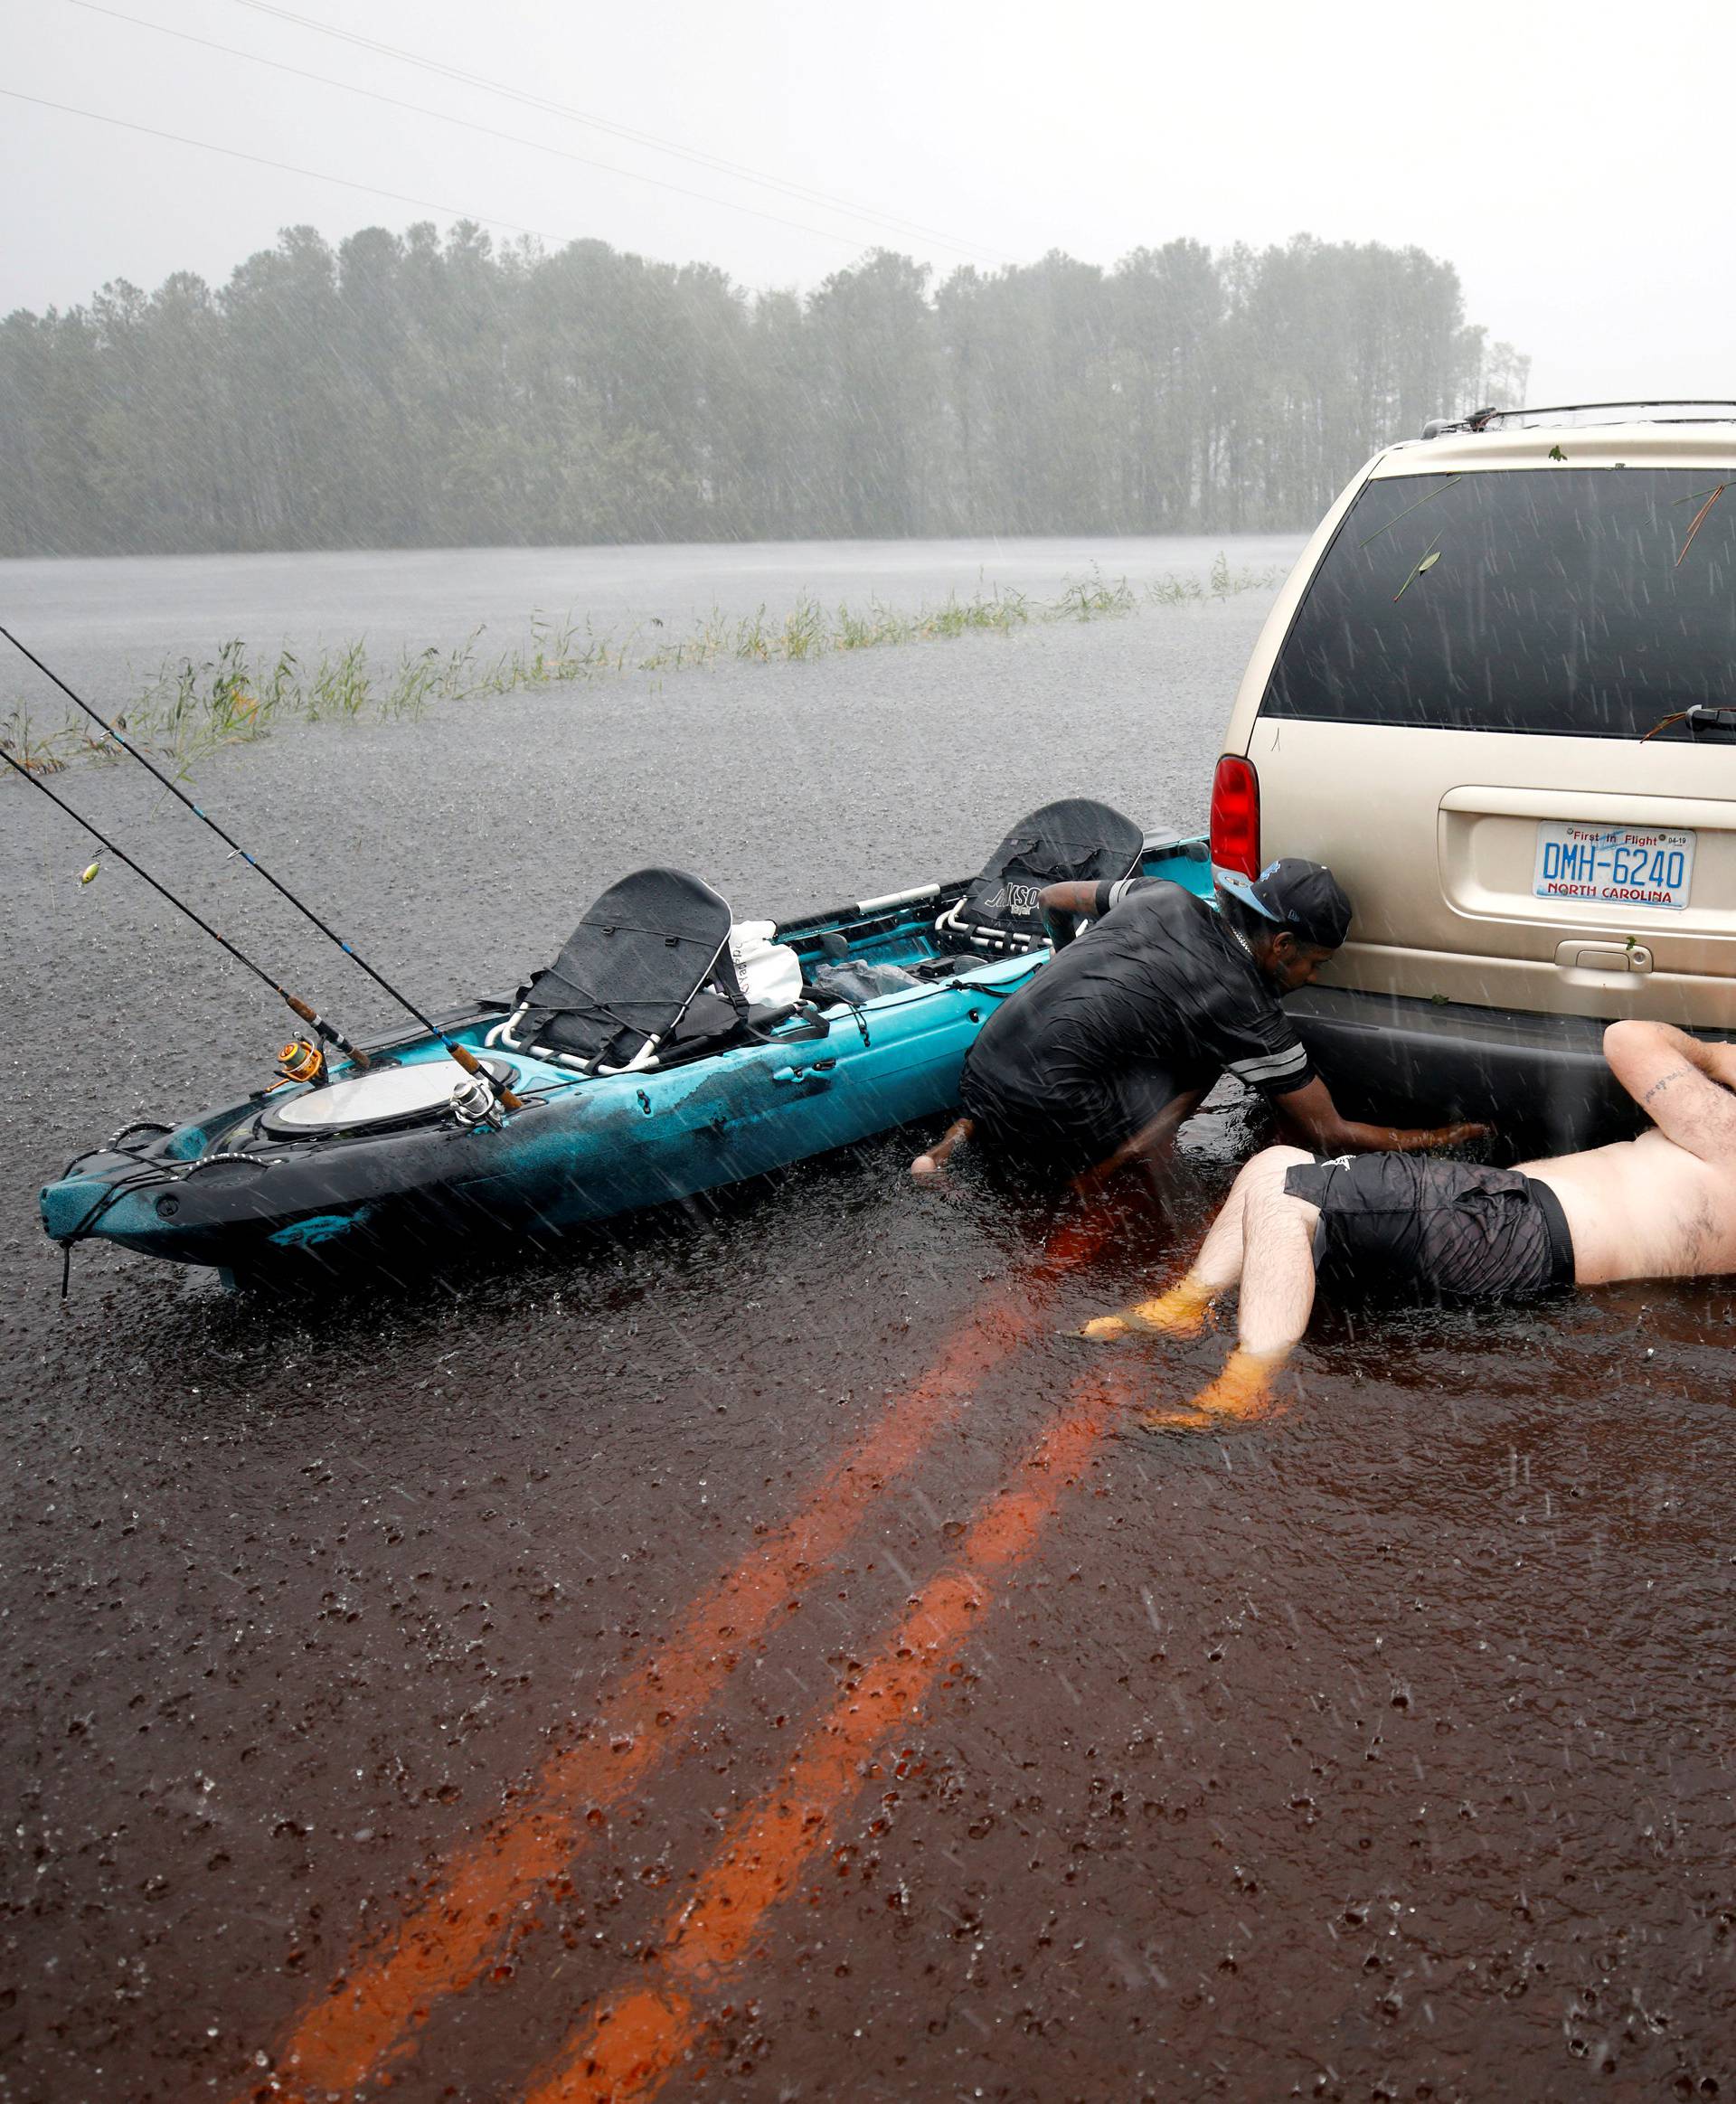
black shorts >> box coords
[959,1056,1184,1179]
[1282,1154,1575,1305]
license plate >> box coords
[1533,822,1695,910]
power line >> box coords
[51,0,884,258]
[222,0,1013,265]
[0,86,562,241]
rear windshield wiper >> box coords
[1639,704,1736,743]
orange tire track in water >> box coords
[260,1210,1110,2101]
[521,1364,1128,2104]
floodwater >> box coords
[0,533,1305,704]
[3,577,1735,2104]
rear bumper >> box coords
[1288,986,1735,1151]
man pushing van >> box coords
[1084,1019,1736,1429]
[912,857,1483,1187]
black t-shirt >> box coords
[959,879,1315,1158]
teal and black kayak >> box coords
[40,826,1211,1287]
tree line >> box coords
[0,224,1527,556]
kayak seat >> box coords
[487,867,749,1075]
[934,797,1145,956]
[485,873,816,1075]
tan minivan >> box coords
[1211,402,1736,1147]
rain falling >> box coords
[4,6,1735,2101]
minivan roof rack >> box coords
[1421,401,1736,439]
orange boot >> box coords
[1137,1348,1288,1431]
[1079,1273,1216,1343]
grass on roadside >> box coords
[2,554,1284,776]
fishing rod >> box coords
[0,627,521,1110]
[1,741,372,1069]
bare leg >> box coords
[1082,1146,1308,1342]
[1071,1089,1207,1203]
[1140,1154,1321,1428]
[1232,1171,1323,1357]
[911,1115,974,1183]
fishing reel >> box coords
[276,1036,326,1086]
[449,1070,504,1129]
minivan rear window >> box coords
[1262,467,1736,739]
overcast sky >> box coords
[3,0,1729,413]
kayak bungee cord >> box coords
[1,741,373,1069]
[0,627,521,1110]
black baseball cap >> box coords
[1217,858,1353,950]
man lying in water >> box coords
[1081,1018,1736,1429]
[913,856,1483,1189]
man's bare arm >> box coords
[1037,880,1104,949]
[1038,882,1101,918]
[1603,1020,1736,1161]
[1270,1077,1489,1156]
[1609,1018,1736,1094]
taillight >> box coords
[1210,754,1260,878]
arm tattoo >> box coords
[1643,1066,1693,1106]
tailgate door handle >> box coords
[1555,939,1652,975]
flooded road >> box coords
[4,593,1735,2102]
[0,533,1304,703]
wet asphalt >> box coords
[4,598,1735,2102]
